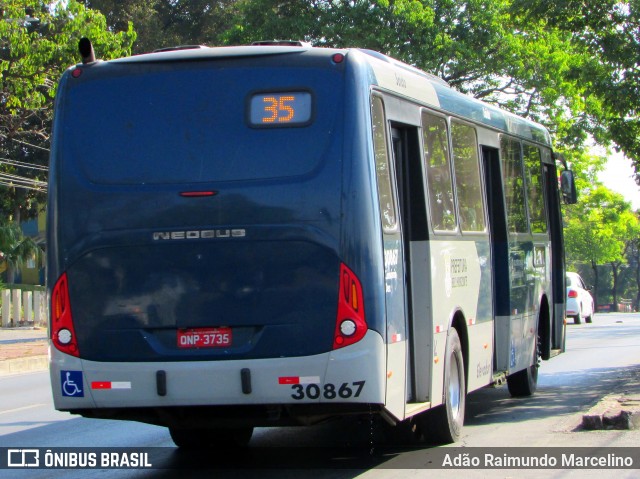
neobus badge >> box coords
[152,229,246,241]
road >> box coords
[1,313,639,478]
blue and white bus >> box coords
[47,40,577,446]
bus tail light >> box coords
[51,273,80,357]
[333,263,367,350]
[568,289,578,299]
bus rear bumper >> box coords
[50,330,386,419]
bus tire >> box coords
[507,339,539,397]
[169,426,253,448]
[418,328,466,444]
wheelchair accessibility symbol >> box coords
[61,370,84,397]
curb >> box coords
[582,404,640,430]
[581,371,640,431]
[0,355,48,376]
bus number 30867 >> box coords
[290,381,366,400]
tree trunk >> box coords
[10,203,21,285]
[6,264,16,285]
[635,246,640,312]
[611,262,620,313]
[13,201,21,225]
[591,259,599,310]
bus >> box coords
[47,39,577,447]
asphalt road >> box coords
[1,313,639,478]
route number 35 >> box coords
[249,92,312,127]
[262,96,295,123]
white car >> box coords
[566,272,595,324]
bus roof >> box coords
[82,44,552,147]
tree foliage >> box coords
[513,0,640,184]
[81,1,239,53]
[565,187,635,265]
[628,227,640,310]
[225,1,583,129]
[0,0,135,222]
[564,186,639,308]
[0,221,40,283]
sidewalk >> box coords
[0,326,48,376]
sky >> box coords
[598,153,640,210]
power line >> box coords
[0,158,49,172]
[0,128,49,190]
[0,171,47,186]
[0,156,49,192]
[0,133,50,152]
[0,181,46,192]
[0,171,47,192]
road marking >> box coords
[0,403,47,415]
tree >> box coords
[512,0,640,185]
[0,0,136,222]
[224,0,578,114]
[628,223,640,311]
[80,1,239,53]
[0,222,40,283]
[608,208,639,311]
[564,186,638,310]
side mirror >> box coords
[560,170,577,204]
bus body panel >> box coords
[64,237,340,361]
[466,321,495,392]
[382,238,410,420]
[426,239,494,402]
[50,330,386,411]
[407,239,432,404]
[339,52,390,351]
[48,51,385,364]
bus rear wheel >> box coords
[507,340,539,397]
[169,426,253,449]
[418,328,466,444]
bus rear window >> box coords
[60,65,340,184]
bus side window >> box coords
[500,137,528,233]
[451,121,486,232]
[523,144,548,233]
[422,111,456,232]
[371,96,398,232]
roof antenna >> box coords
[79,37,96,64]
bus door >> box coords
[481,145,511,373]
[371,97,408,420]
[544,162,567,353]
[390,126,433,408]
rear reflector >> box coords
[51,273,80,357]
[91,381,132,390]
[333,263,367,350]
[179,191,217,197]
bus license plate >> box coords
[177,328,232,348]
